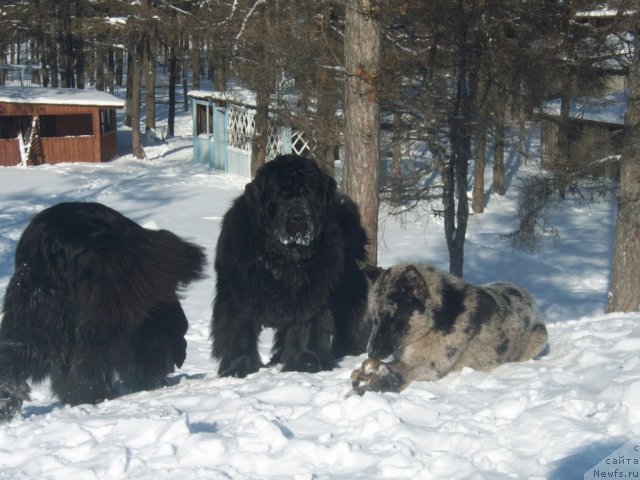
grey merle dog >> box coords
[350,263,548,395]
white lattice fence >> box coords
[227,105,288,160]
[227,106,254,151]
[266,118,285,159]
[291,130,314,157]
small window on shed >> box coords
[100,109,116,134]
[196,103,213,136]
[0,115,32,139]
[40,114,93,137]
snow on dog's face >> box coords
[362,265,428,360]
[273,195,315,247]
[246,155,336,252]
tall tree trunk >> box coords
[518,106,527,166]
[251,6,272,178]
[167,42,177,138]
[207,37,227,91]
[95,44,106,91]
[11,39,18,64]
[35,0,49,87]
[58,6,73,88]
[214,54,227,91]
[343,0,381,265]
[492,86,506,195]
[444,0,478,278]
[74,31,84,89]
[144,26,156,132]
[472,124,487,214]
[86,49,94,87]
[252,83,269,178]
[107,47,115,93]
[556,90,571,198]
[115,47,124,88]
[124,47,134,127]
[131,33,145,159]
[607,33,640,313]
[390,112,403,206]
[191,34,201,91]
[48,17,58,87]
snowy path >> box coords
[0,139,638,479]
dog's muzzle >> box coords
[276,199,315,247]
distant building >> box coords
[539,91,626,179]
[188,90,314,177]
[0,87,124,166]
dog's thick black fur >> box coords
[211,154,369,378]
[0,202,206,421]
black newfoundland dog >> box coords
[0,202,206,421]
[211,154,370,377]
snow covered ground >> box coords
[0,111,638,479]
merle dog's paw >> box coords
[0,381,30,422]
[347,358,402,396]
[217,355,263,378]
[281,351,325,373]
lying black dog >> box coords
[0,202,206,421]
[211,154,370,377]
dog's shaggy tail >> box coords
[80,227,206,326]
[144,229,207,293]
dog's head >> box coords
[362,264,428,360]
[245,155,336,253]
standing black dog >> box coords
[0,202,206,421]
[211,154,370,377]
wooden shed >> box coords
[540,116,624,177]
[539,91,626,179]
[0,87,124,166]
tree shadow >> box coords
[547,440,627,480]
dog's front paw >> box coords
[0,380,30,422]
[217,355,263,378]
[282,351,324,373]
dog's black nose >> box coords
[289,210,306,223]
[286,199,311,224]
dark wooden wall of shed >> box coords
[0,102,120,165]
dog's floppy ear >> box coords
[357,260,384,284]
[397,265,428,303]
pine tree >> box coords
[607,25,640,312]
[343,0,381,264]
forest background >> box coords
[1,0,639,313]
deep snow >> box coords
[0,111,638,480]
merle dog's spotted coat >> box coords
[350,263,548,394]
